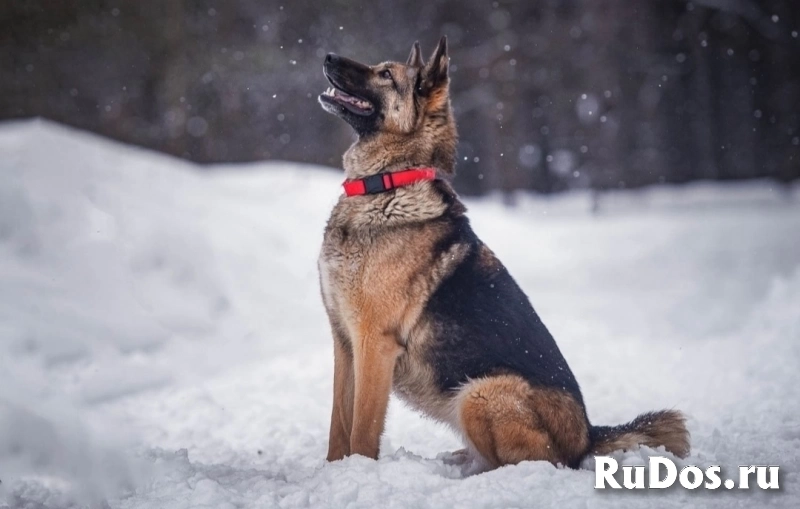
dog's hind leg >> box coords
[456,374,590,469]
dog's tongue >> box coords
[334,89,371,109]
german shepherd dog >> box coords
[317,37,689,471]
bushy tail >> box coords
[589,409,690,458]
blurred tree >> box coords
[1,0,798,195]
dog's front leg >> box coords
[350,328,401,459]
[327,338,355,461]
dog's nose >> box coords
[325,53,339,64]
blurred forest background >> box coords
[2,0,799,196]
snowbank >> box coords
[0,119,798,508]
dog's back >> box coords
[422,211,583,400]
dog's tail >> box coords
[588,409,690,458]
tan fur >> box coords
[320,179,470,459]
[457,375,590,468]
[477,243,502,272]
[349,315,402,457]
[326,338,354,461]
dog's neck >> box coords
[329,178,463,231]
[342,137,424,179]
[342,112,457,180]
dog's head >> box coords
[319,37,451,138]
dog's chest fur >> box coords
[318,182,469,426]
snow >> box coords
[1,119,799,508]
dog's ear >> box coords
[406,41,424,67]
[419,36,448,95]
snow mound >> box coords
[1,119,798,508]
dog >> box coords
[317,36,689,471]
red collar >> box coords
[342,168,437,197]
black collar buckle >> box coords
[362,173,392,194]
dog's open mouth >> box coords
[320,86,374,116]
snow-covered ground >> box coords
[1,119,798,508]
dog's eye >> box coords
[379,70,392,80]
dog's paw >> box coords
[438,448,471,466]
[438,448,492,477]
